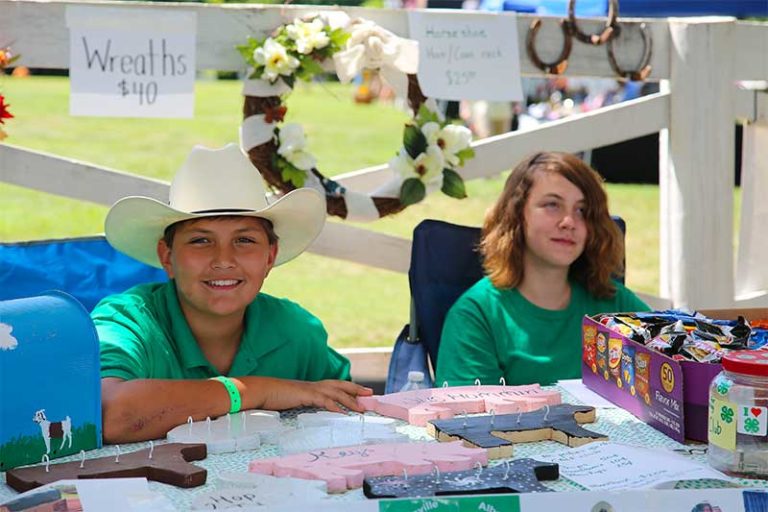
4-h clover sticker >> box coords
[744,418,760,433]
[738,405,767,436]
[720,405,734,424]
[715,376,733,396]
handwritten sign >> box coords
[66,6,196,118]
[541,443,732,491]
[192,474,328,510]
[408,11,523,102]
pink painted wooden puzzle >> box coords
[357,385,561,426]
[248,441,487,493]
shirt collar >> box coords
[163,283,285,376]
[163,281,216,373]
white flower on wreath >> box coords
[277,123,317,171]
[286,18,330,55]
[389,145,445,184]
[421,122,473,167]
[253,38,300,82]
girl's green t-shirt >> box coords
[435,277,650,387]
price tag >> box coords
[407,11,523,102]
[709,396,737,451]
[66,6,196,118]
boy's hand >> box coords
[293,380,373,413]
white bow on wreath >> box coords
[333,19,419,99]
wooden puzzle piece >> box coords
[296,411,398,428]
[278,424,407,455]
[363,457,559,498]
[248,441,487,493]
[282,411,404,454]
[5,443,207,492]
[167,410,284,454]
[357,385,561,426]
[427,404,607,459]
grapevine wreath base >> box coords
[238,12,475,221]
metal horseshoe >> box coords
[568,0,619,45]
[606,22,653,81]
[526,18,573,75]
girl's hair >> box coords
[480,151,624,298]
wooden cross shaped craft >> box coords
[5,443,208,492]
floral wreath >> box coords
[237,13,475,221]
[0,45,19,141]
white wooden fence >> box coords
[1,3,768,347]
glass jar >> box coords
[708,350,768,478]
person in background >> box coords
[93,143,371,443]
[435,151,650,386]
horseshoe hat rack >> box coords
[525,0,653,81]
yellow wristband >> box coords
[211,376,241,414]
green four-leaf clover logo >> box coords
[721,405,734,423]
[716,379,732,396]
[745,417,760,433]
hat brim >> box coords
[105,188,326,268]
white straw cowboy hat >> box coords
[105,143,326,268]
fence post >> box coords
[660,17,736,308]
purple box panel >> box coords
[681,360,722,442]
[581,316,716,443]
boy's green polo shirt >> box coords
[93,281,350,381]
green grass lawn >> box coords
[0,74,721,348]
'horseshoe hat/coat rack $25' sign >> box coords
[237,12,476,221]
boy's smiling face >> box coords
[157,216,278,322]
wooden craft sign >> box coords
[428,404,607,459]
[6,443,207,492]
[363,457,558,498]
[0,292,101,471]
[248,441,487,493]
[167,410,284,454]
[66,5,196,118]
[357,385,561,426]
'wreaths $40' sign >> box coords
[66,6,196,118]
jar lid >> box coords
[722,350,768,376]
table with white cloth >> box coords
[2,380,767,510]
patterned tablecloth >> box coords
[1,381,766,510]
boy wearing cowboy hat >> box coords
[92,144,371,443]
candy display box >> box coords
[581,308,768,443]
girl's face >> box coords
[522,170,587,272]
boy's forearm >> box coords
[101,377,239,443]
[101,376,371,443]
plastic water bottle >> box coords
[400,371,429,392]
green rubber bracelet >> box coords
[211,376,242,414]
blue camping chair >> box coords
[0,236,167,311]
[385,217,626,393]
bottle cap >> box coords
[722,350,768,377]
[407,371,425,382]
